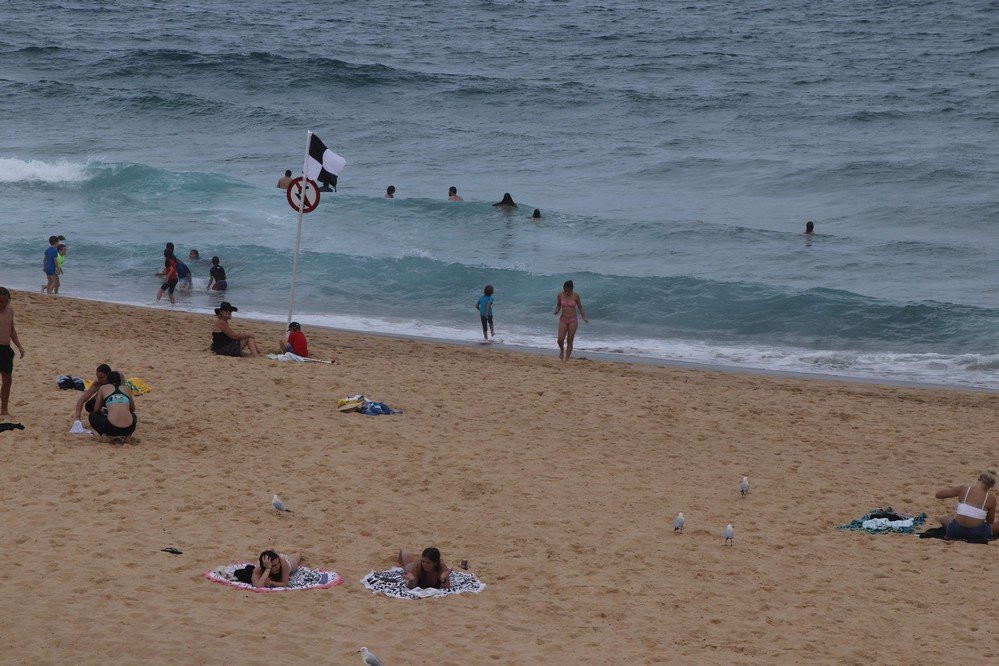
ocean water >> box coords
[1,1,997,389]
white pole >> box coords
[287,130,311,326]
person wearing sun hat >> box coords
[210,302,260,357]
[279,321,309,357]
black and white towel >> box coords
[205,563,342,592]
[360,566,485,599]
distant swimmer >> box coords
[492,193,517,209]
[207,256,227,291]
[532,208,542,219]
[188,248,210,266]
[448,186,464,202]
[804,220,814,235]
[277,170,293,190]
[385,185,396,199]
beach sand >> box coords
[1,291,997,664]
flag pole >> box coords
[287,130,311,326]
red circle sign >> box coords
[286,177,320,214]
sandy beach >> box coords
[1,290,997,664]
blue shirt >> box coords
[477,295,494,318]
[175,260,191,278]
[44,246,58,273]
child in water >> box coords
[54,244,67,293]
[476,285,495,343]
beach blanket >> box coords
[837,507,927,534]
[82,377,151,396]
[204,563,343,592]
[360,567,485,599]
[917,526,997,544]
[266,352,306,363]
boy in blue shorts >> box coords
[41,235,59,294]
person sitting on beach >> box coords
[448,186,464,202]
[492,193,517,209]
[207,256,227,292]
[89,371,137,443]
[398,546,452,589]
[73,363,112,421]
[277,170,293,190]
[211,302,260,357]
[279,321,309,356]
[385,185,396,199]
[935,469,996,541]
[252,550,302,588]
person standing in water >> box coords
[277,170,293,189]
[385,185,396,199]
[804,220,814,235]
[554,279,587,362]
[448,186,464,202]
[41,235,59,294]
[476,284,495,342]
[207,256,227,291]
[155,249,179,305]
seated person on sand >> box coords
[252,550,302,588]
[279,321,309,356]
[935,468,996,540]
[89,371,137,443]
[398,546,452,589]
[73,363,112,421]
[211,302,260,357]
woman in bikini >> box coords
[89,371,137,443]
[251,550,302,588]
[935,469,996,540]
[554,279,588,362]
[398,546,452,589]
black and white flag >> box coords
[304,132,346,189]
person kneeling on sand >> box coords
[398,546,452,589]
[936,469,997,540]
[74,363,112,421]
[89,371,137,443]
[211,302,260,357]
[252,550,301,588]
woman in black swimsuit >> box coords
[210,302,260,357]
[398,546,452,589]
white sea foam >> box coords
[0,157,90,183]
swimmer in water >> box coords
[492,193,517,209]
[448,186,464,202]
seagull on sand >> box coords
[739,476,749,497]
[673,512,684,533]
[358,647,383,666]
[724,524,734,545]
[272,494,292,512]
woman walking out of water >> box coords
[554,279,587,362]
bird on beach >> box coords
[724,524,734,545]
[673,512,684,533]
[739,476,749,497]
[271,494,292,512]
[358,647,383,666]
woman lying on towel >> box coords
[398,546,453,589]
[251,550,302,588]
[935,469,997,541]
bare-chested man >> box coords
[276,169,293,190]
[0,287,26,417]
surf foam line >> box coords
[0,157,90,183]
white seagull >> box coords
[358,647,383,666]
[673,512,685,533]
[739,476,749,497]
[724,524,734,545]
[271,494,292,512]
